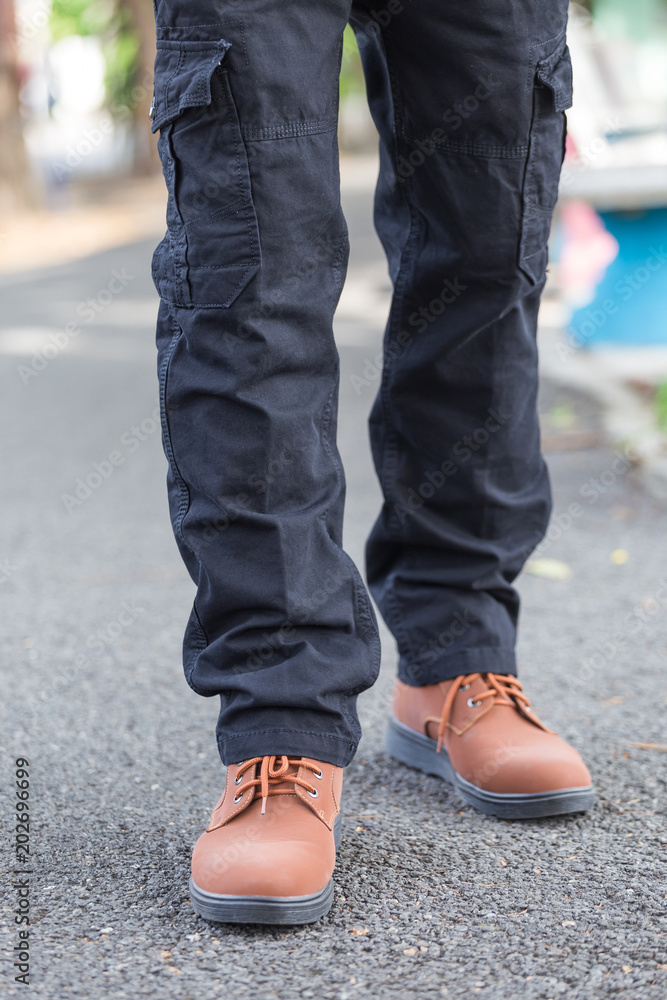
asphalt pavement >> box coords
[0,180,666,999]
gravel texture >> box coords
[0,187,666,999]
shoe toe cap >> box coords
[462,736,592,795]
[191,829,335,898]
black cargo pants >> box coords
[151,0,570,766]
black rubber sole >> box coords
[189,813,342,925]
[386,717,595,819]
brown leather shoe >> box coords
[189,755,343,924]
[387,674,595,818]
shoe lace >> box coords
[435,672,545,754]
[234,755,322,815]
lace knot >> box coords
[435,672,548,752]
[234,755,321,815]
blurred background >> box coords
[1,2,667,419]
[2,3,667,993]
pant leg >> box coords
[349,0,571,685]
[152,0,380,766]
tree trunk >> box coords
[0,0,40,210]
[122,0,159,175]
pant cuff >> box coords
[399,647,517,686]
[217,730,358,768]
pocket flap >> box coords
[151,36,231,133]
[536,46,573,113]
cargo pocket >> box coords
[518,39,573,284]
[151,28,261,308]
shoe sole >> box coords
[386,717,595,819]
[189,813,342,925]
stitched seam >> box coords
[159,47,228,127]
[520,86,560,267]
[525,28,567,91]
[367,29,419,667]
[158,315,209,676]
[330,767,337,815]
[156,65,262,307]
[159,320,190,547]
[320,383,341,497]
[182,194,250,235]
[218,730,357,743]
[219,71,259,305]
[158,22,234,29]
[519,61,561,272]
[447,701,495,736]
[235,20,249,69]
[163,46,185,125]
[404,137,528,159]
[242,117,338,141]
[165,269,258,308]
[159,130,186,306]
[344,551,379,658]
[157,21,248,66]
[189,261,258,272]
[220,788,253,825]
[187,607,208,676]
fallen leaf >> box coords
[499,858,508,867]
[622,966,632,973]
[524,558,572,581]
[403,947,419,956]
[351,928,368,936]
[657,963,667,970]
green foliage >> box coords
[654,380,667,431]
[50,0,111,41]
[340,25,365,99]
[103,5,140,113]
[50,0,140,117]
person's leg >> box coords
[350,0,593,816]
[352,0,566,683]
[151,0,378,922]
[152,0,379,771]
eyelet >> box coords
[313,769,323,780]
[308,788,319,798]
[467,697,482,708]
[524,705,532,712]
[234,774,242,785]
[460,683,470,691]
[233,792,243,804]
